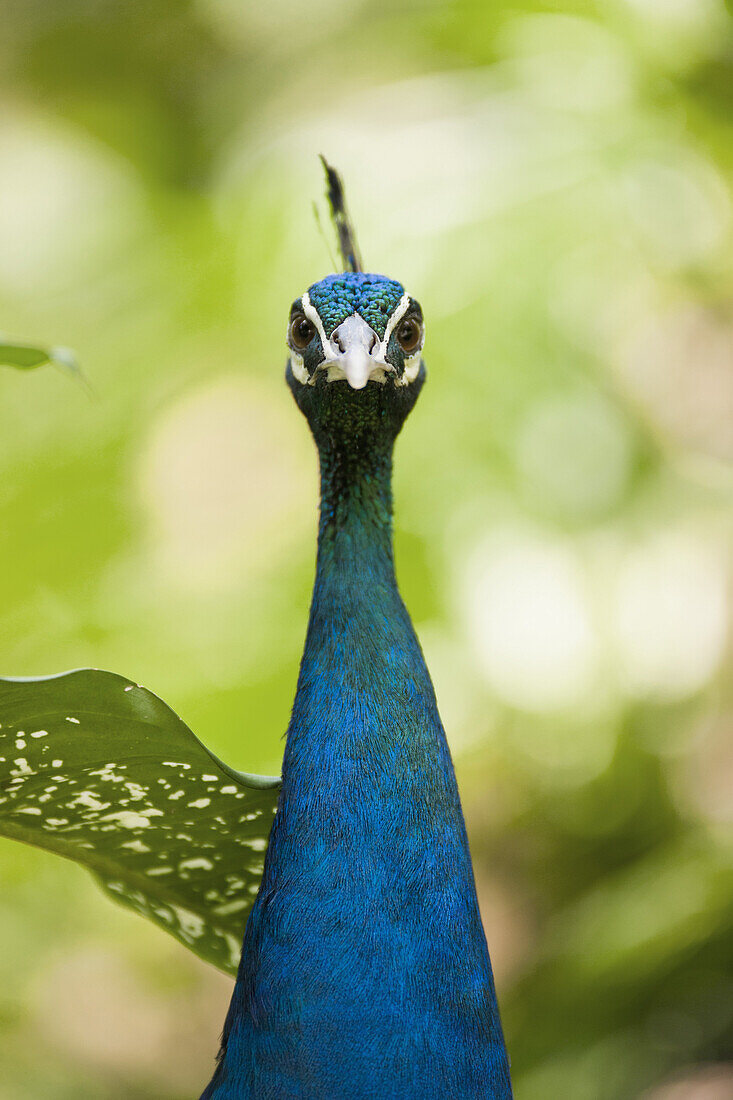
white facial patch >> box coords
[397,350,422,386]
[385,294,424,386]
[382,293,411,348]
[301,292,331,359]
[288,291,332,386]
[289,348,309,386]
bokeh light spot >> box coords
[461,529,599,711]
[516,393,633,521]
[139,375,315,591]
[612,529,728,700]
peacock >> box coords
[0,163,513,1098]
[200,162,513,1098]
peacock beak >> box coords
[329,315,385,390]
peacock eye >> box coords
[396,317,422,354]
[289,313,316,351]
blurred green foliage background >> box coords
[1,1,732,1097]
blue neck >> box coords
[285,439,440,802]
[203,424,513,1099]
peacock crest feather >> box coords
[320,155,363,273]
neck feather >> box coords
[284,425,442,794]
[316,437,395,584]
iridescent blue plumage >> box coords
[308,272,405,338]
[201,262,513,1097]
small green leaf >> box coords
[0,342,52,369]
[0,339,90,393]
[0,670,280,975]
[0,340,76,372]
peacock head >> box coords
[285,271,426,440]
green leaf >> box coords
[0,670,280,975]
[0,340,91,396]
[0,340,78,373]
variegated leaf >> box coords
[0,670,280,975]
